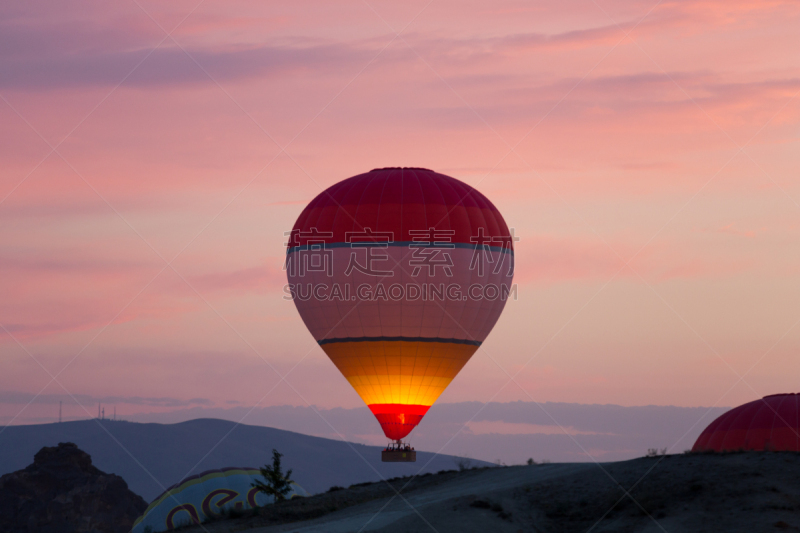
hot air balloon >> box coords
[286,168,514,461]
[692,393,800,452]
[131,467,307,532]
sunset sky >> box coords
[2,0,799,427]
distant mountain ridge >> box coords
[120,400,731,464]
[0,418,489,501]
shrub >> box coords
[455,457,473,471]
[646,448,668,457]
[252,449,294,503]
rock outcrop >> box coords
[0,441,147,533]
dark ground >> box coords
[181,452,800,532]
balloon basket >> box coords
[381,440,416,462]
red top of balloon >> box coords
[692,393,800,452]
[289,167,512,249]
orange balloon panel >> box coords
[322,340,478,405]
[322,340,478,439]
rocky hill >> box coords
[0,442,147,533]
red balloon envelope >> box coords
[692,393,800,452]
[285,168,514,441]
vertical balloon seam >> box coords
[772,394,790,450]
[768,395,783,450]
[415,170,436,406]
[419,169,451,410]
[399,171,421,408]
[721,401,756,450]
[711,401,744,451]
[376,169,396,404]
[421,170,455,393]
[784,394,796,451]
[448,175,488,340]
[307,176,348,341]
[743,400,770,451]
[695,404,727,451]
[437,175,483,389]
[324,175,366,346]
[408,167,430,418]
[374,170,394,406]
[437,175,474,340]
[485,192,512,341]
[709,406,733,451]
[349,172,379,395]
[759,398,778,450]
[345,172,375,375]
[728,400,756,450]
[306,176,351,342]
[461,177,494,342]
[460,176,492,340]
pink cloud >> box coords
[190,263,287,294]
[713,223,757,239]
[512,235,755,286]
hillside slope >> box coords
[184,452,800,532]
[0,419,488,501]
